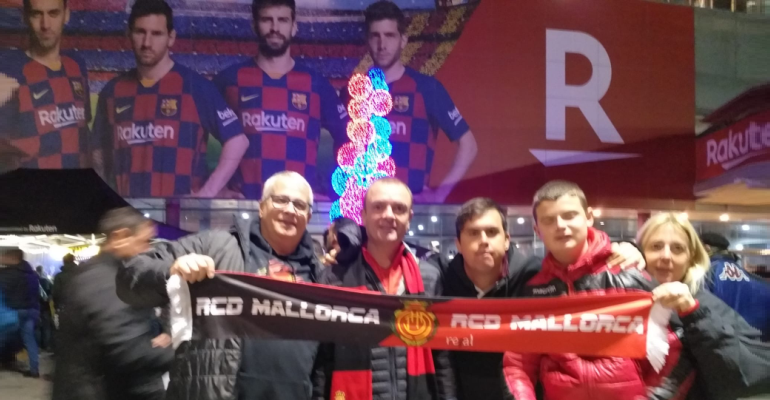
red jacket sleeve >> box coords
[502,352,541,400]
[642,329,696,400]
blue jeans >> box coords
[17,309,39,374]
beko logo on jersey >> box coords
[195,297,380,325]
[448,107,464,126]
[217,108,239,126]
[38,105,86,129]
[242,111,306,132]
[117,122,175,145]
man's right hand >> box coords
[0,72,20,106]
[170,254,215,283]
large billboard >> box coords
[0,0,696,205]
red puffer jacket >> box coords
[502,228,695,400]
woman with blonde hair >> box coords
[637,212,770,400]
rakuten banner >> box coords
[696,110,770,182]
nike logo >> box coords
[33,89,49,100]
[241,94,260,102]
[116,105,132,114]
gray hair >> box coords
[261,171,314,205]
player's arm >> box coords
[194,80,248,198]
[419,80,477,203]
[196,134,248,198]
[91,87,113,181]
[319,79,350,150]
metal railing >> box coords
[652,0,769,14]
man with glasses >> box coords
[114,170,323,400]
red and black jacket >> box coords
[502,228,696,400]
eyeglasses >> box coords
[270,195,311,215]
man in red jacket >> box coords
[502,180,696,400]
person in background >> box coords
[0,286,20,364]
[212,0,348,199]
[700,232,770,340]
[0,249,41,378]
[639,213,770,400]
[52,253,76,314]
[52,208,173,400]
[0,0,92,170]
[341,1,478,203]
[35,265,54,351]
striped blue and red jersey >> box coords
[93,63,242,198]
[0,50,91,169]
[212,59,348,199]
[342,67,470,194]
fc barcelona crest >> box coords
[393,96,409,113]
[291,92,308,111]
[71,80,85,98]
[161,99,178,117]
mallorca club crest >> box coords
[334,390,345,400]
[291,92,308,110]
[392,300,438,346]
[393,95,410,113]
[161,98,178,117]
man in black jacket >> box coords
[313,178,455,400]
[116,170,323,400]
[52,207,174,400]
[52,254,77,313]
[0,249,41,377]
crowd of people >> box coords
[5,169,758,400]
[1,0,769,399]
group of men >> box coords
[86,166,685,400]
[0,0,477,202]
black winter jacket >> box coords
[313,220,454,400]
[53,261,77,311]
[420,249,542,400]
[116,216,323,400]
[51,252,173,400]
[682,289,770,400]
[0,261,39,311]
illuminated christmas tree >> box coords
[329,68,394,224]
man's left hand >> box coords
[607,242,646,271]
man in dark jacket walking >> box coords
[0,249,41,377]
[52,208,174,400]
[116,170,323,400]
[52,254,77,313]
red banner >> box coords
[170,272,669,365]
[696,110,770,182]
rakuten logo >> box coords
[117,123,175,145]
[242,111,305,132]
[38,105,86,129]
[706,122,770,170]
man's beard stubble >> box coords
[258,33,291,58]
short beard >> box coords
[374,52,401,70]
[258,35,291,58]
[30,34,60,54]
